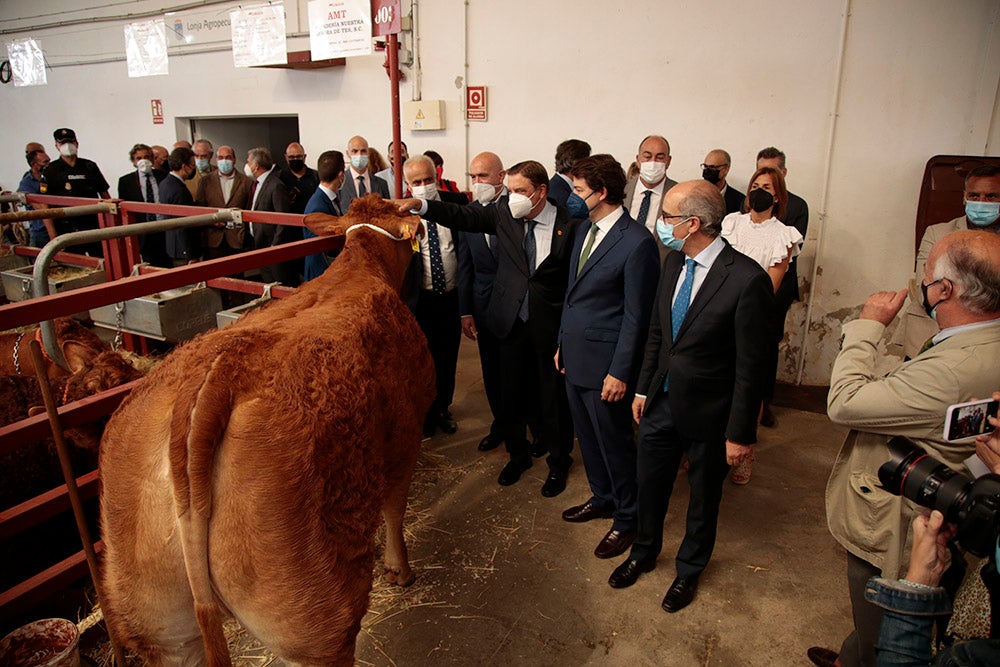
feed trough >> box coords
[91,284,223,342]
[1,263,106,319]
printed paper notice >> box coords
[308,0,373,60]
[230,3,287,67]
[124,20,169,78]
[6,38,47,87]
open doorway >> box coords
[176,115,300,168]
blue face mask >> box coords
[656,216,692,252]
[195,158,210,172]
[965,200,1000,227]
[566,192,590,218]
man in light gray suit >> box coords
[338,135,390,212]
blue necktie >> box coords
[664,258,697,392]
[518,220,537,321]
[426,221,446,294]
[636,190,652,228]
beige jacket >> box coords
[826,317,1000,578]
[892,216,968,358]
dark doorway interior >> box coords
[180,116,300,169]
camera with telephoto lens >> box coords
[878,436,1000,557]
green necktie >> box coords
[917,336,936,355]
[577,223,599,276]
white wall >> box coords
[2,0,998,384]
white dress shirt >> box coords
[629,177,668,234]
[418,192,458,292]
[580,205,627,263]
[671,235,726,306]
[528,200,557,267]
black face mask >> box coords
[702,167,722,184]
[288,159,305,172]
[749,188,775,213]
[920,279,946,318]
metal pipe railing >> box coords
[0,192,27,205]
[32,209,240,367]
[0,203,111,224]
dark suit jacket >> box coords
[623,174,679,211]
[338,170,390,213]
[159,173,200,260]
[456,207,499,330]
[251,169,298,248]
[195,171,254,249]
[637,240,773,445]
[301,186,343,281]
[723,184,745,215]
[559,210,660,390]
[117,169,165,222]
[778,191,809,302]
[547,174,572,208]
[426,197,582,347]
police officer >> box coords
[41,128,111,256]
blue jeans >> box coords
[30,229,50,248]
[866,576,951,666]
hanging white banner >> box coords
[6,38,47,87]
[230,3,288,67]
[124,19,169,78]
[308,0,373,60]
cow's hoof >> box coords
[384,568,416,587]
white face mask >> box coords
[136,159,153,174]
[411,182,438,200]
[244,163,255,178]
[639,160,666,184]
[217,159,234,175]
[472,182,498,205]
[59,143,78,158]
[351,154,369,171]
[508,192,535,219]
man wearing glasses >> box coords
[701,149,744,214]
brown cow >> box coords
[100,195,434,666]
[0,317,108,383]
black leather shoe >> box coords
[477,434,502,451]
[497,458,531,486]
[594,529,636,559]
[806,647,839,667]
[661,576,699,613]
[540,471,567,497]
[438,410,458,434]
[530,440,548,458]
[562,501,614,523]
[608,558,655,588]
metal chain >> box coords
[113,301,126,352]
[12,331,24,374]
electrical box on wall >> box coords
[403,100,445,131]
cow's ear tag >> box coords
[405,224,419,252]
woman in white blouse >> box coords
[721,166,803,484]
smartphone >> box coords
[944,398,1000,442]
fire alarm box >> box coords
[403,100,445,131]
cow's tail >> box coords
[169,361,234,667]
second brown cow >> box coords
[99,196,434,666]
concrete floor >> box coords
[346,338,854,667]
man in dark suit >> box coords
[246,147,298,286]
[339,135,390,212]
[457,151,508,453]
[117,142,169,267]
[302,150,346,281]
[755,147,809,426]
[548,139,590,213]
[401,155,470,438]
[608,180,773,613]
[399,158,581,495]
[556,155,660,559]
[701,149,744,215]
[195,144,253,260]
[158,146,201,265]
[624,135,679,263]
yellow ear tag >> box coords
[406,224,419,252]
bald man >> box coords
[701,149,744,214]
[820,231,1000,667]
[624,135,677,236]
[338,135,390,212]
[278,141,319,214]
[151,145,169,177]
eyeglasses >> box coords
[657,212,688,223]
[700,163,728,170]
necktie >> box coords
[519,221,537,321]
[144,174,155,203]
[576,223,599,276]
[358,175,367,196]
[664,258,697,392]
[637,190,652,228]
[917,336,936,355]
[426,221,446,294]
